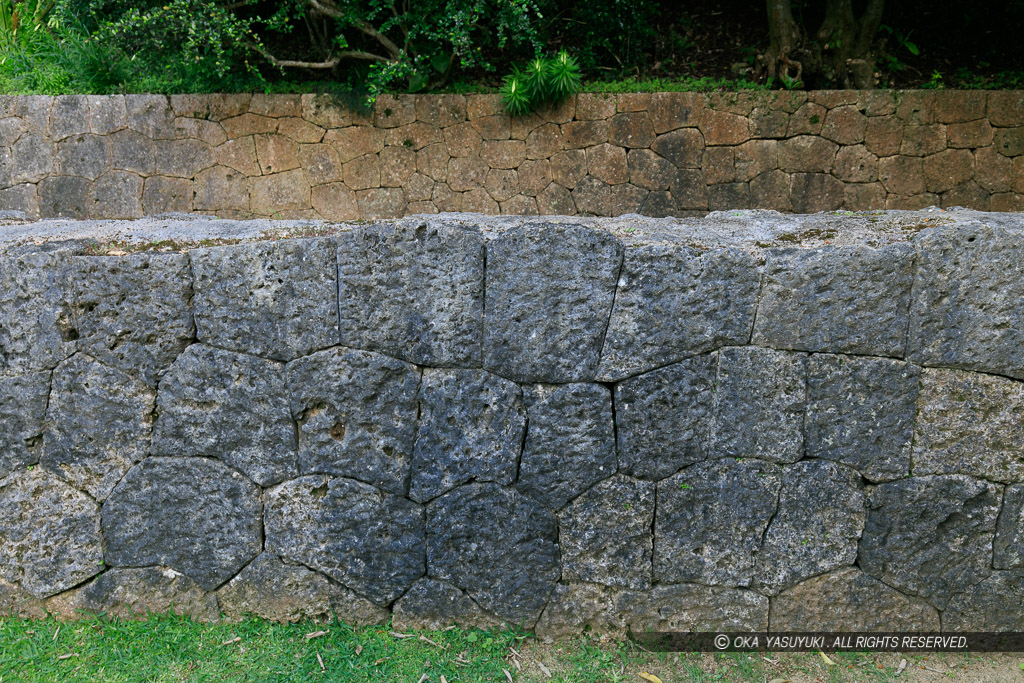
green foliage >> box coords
[584,76,765,93]
[501,49,581,116]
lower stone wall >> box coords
[0,91,1022,220]
[1,210,1022,634]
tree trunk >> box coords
[763,0,884,88]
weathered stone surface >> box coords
[750,107,789,138]
[471,114,510,140]
[191,238,338,361]
[626,149,676,190]
[806,355,918,482]
[88,95,127,136]
[901,124,946,156]
[859,475,1001,607]
[651,128,705,169]
[125,94,174,138]
[533,583,624,638]
[217,553,388,624]
[753,244,914,356]
[749,170,792,210]
[108,129,156,175]
[325,126,385,163]
[787,102,826,136]
[42,355,153,500]
[609,112,655,148]
[575,93,616,121]
[924,148,974,193]
[285,347,419,494]
[70,254,192,385]
[56,134,110,180]
[0,184,38,218]
[0,468,103,598]
[221,113,277,140]
[618,584,769,632]
[484,168,518,201]
[908,223,1024,379]
[410,368,525,503]
[585,143,627,185]
[559,475,655,589]
[947,119,993,148]
[48,567,218,622]
[215,136,261,176]
[517,383,616,510]
[548,149,588,189]
[942,571,1024,630]
[427,483,558,625]
[0,578,47,618]
[702,146,735,184]
[192,165,249,212]
[778,135,837,172]
[712,347,806,463]
[843,181,887,209]
[756,460,865,594]
[248,169,311,213]
[913,369,1024,483]
[700,109,750,145]
[90,170,142,219]
[265,475,424,605]
[103,457,261,591]
[0,372,48,478]
[337,221,484,367]
[598,245,759,380]
[649,92,702,133]
[37,176,91,219]
[458,187,498,214]
[770,567,940,631]
[833,144,878,182]
[573,175,613,215]
[392,578,504,631]
[152,344,295,486]
[614,355,716,480]
[483,223,622,383]
[821,105,867,144]
[356,187,407,218]
[0,251,76,375]
[789,172,844,212]
[446,156,487,191]
[154,138,214,177]
[995,485,1024,569]
[864,116,904,156]
[655,460,781,587]
[141,176,192,214]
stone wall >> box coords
[1,91,1022,220]
[1,210,1023,634]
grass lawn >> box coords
[1,615,1022,682]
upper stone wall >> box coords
[0,91,1021,220]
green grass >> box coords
[2,615,1023,682]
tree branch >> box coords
[247,41,389,68]
[307,0,402,59]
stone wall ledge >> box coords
[1,90,1022,220]
[1,209,1022,633]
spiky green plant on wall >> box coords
[501,49,582,115]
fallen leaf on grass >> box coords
[316,653,325,672]
[416,674,428,683]
[391,631,416,639]
[305,630,328,640]
[535,659,552,678]
[768,678,790,683]
[355,644,362,655]
[503,668,514,682]
[896,658,907,675]
[419,635,448,649]
[220,637,241,646]
[57,653,78,660]
[638,672,663,683]
[819,651,836,666]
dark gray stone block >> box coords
[0,251,77,375]
[614,354,716,481]
[753,244,914,357]
[995,484,1024,570]
[909,224,1024,379]
[427,483,559,625]
[712,347,807,463]
[102,457,262,591]
[217,553,388,624]
[517,383,616,510]
[70,254,194,386]
[191,238,338,361]
[0,372,49,479]
[409,368,525,503]
[483,223,623,383]
[597,246,759,380]
[769,567,940,631]
[616,583,769,632]
[47,567,218,622]
[391,578,503,631]
[805,354,919,482]
[858,474,1001,608]
[0,469,103,599]
[756,460,866,594]
[153,345,296,487]
[558,474,655,590]
[655,459,782,587]
[264,475,424,606]
[914,368,1024,483]
[337,222,484,367]
[285,347,419,495]
[942,571,1024,631]
[43,354,155,501]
